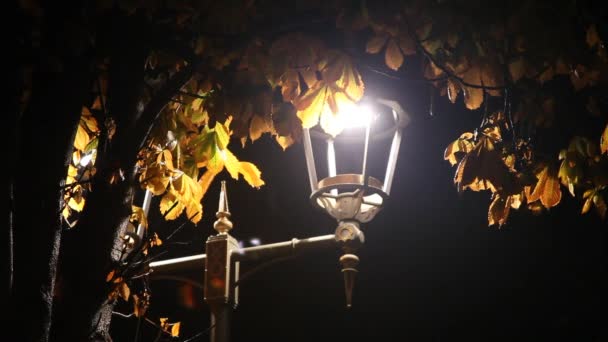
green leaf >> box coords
[214,122,230,150]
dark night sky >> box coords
[110,72,608,342]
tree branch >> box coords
[177,90,213,100]
[130,63,196,160]
[403,15,506,90]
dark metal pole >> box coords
[210,303,231,342]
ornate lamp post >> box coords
[302,97,409,307]
[149,97,410,342]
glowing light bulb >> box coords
[337,104,373,129]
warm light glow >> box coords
[79,150,96,167]
[337,103,374,129]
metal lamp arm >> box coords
[148,234,336,274]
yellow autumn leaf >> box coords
[91,96,103,110]
[182,174,202,201]
[582,196,593,214]
[335,57,364,102]
[528,166,562,208]
[366,34,388,54]
[319,103,343,137]
[74,124,90,151]
[527,201,544,215]
[488,194,511,227]
[130,205,148,230]
[160,190,185,220]
[424,60,443,79]
[106,270,115,282]
[118,282,130,301]
[453,136,506,193]
[133,294,149,318]
[81,107,99,132]
[444,132,475,166]
[239,162,265,188]
[510,193,523,209]
[171,322,181,337]
[295,85,327,128]
[463,85,483,110]
[480,63,503,96]
[185,200,202,223]
[249,115,272,142]
[72,150,81,166]
[276,135,296,150]
[586,25,600,48]
[293,53,363,134]
[61,206,71,222]
[160,318,181,337]
[461,65,485,110]
[191,96,203,111]
[162,149,174,170]
[66,164,78,184]
[593,194,607,220]
[199,169,220,201]
[398,36,416,56]
[482,125,502,141]
[447,78,460,103]
[172,173,204,223]
[223,149,241,180]
[385,39,404,71]
[279,69,301,102]
[508,58,526,82]
[601,124,608,154]
[140,165,170,195]
[68,193,85,212]
[150,232,163,247]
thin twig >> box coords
[96,75,108,117]
[403,15,506,90]
[182,323,216,342]
[113,311,135,318]
[165,241,193,246]
[165,212,198,241]
[162,201,180,218]
[233,254,296,287]
[177,90,213,100]
[168,98,187,105]
[133,316,142,342]
[130,271,152,279]
[481,84,488,127]
[9,181,14,295]
[363,65,402,80]
[144,317,175,339]
[60,179,93,189]
[150,275,204,290]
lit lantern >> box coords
[303,98,410,224]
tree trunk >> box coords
[50,11,151,341]
[12,5,195,340]
[9,41,92,342]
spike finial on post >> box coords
[214,181,233,234]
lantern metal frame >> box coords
[302,98,410,223]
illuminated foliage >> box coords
[46,0,605,231]
[14,0,608,339]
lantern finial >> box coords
[213,181,233,234]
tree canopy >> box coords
[12,0,608,340]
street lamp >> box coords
[302,98,409,307]
[149,97,410,342]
